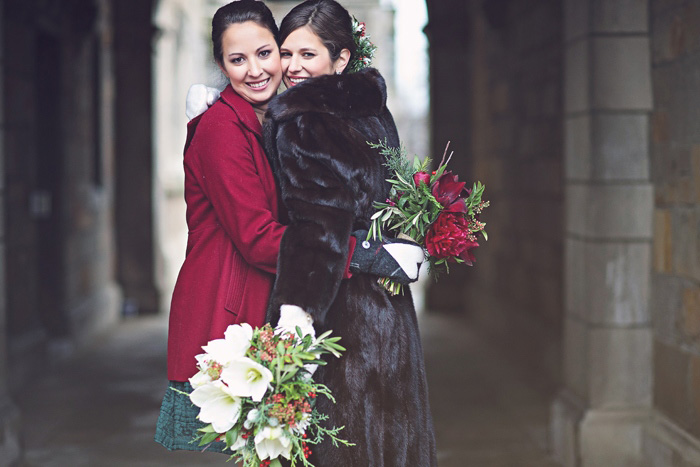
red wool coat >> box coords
[167,85,284,381]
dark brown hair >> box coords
[279,0,356,71]
[211,0,279,65]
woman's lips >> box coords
[246,78,270,91]
[286,76,308,86]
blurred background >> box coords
[1,0,699,465]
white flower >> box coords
[189,370,212,389]
[200,323,253,367]
[254,426,292,460]
[189,381,242,433]
[246,408,260,422]
[201,341,243,367]
[224,323,253,345]
[221,358,273,402]
[229,433,247,452]
[194,353,209,368]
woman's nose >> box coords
[288,54,302,73]
[248,59,263,77]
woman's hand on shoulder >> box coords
[186,84,220,120]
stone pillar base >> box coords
[551,390,585,467]
[0,397,21,466]
[551,391,652,467]
[642,412,700,466]
[580,409,649,467]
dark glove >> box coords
[349,230,425,284]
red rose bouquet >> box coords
[368,141,489,294]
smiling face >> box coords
[218,21,282,107]
[280,26,348,88]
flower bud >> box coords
[413,171,431,187]
[247,409,259,422]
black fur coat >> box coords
[264,68,437,466]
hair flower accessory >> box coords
[349,17,377,73]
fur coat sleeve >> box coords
[264,68,399,325]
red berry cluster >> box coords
[259,460,271,467]
[267,393,312,429]
[302,434,312,459]
[258,328,278,355]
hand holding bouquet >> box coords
[182,323,351,466]
[368,141,489,294]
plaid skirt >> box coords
[154,381,228,454]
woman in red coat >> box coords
[155,2,287,451]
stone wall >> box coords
[114,0,159,316]
[427,0,565,382]
[2,0,120,385]
[552,0,655,464]
[644,0,700,463]
[0,1,21,463]
[470,0,564,381]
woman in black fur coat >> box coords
[264,1,437,465]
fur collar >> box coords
[266,68,388,122]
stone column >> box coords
[423,0,471,312]
[0,3,21,463]
[114,0,160,315]
[551,0,653,465]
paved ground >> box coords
[17,311,560,466]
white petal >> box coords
[223,324,254,358]
[254,427,291,460]
[190,381,242,433]
[224,323,253,344]
[189,371,211,389]
[247,408,260,422]
[194,353,209,368]
[201,339,239,366]
[221,358,273,402]
[230,434,247,451]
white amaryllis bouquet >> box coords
[182,323,351,466]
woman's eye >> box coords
[231,57,244,65]
[302,52,315,58]
[259,50,271,58]
[280,52,291,58]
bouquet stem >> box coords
[378,277,403,296]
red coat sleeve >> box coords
[190,119,285,274]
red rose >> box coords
[425,212,479,263]
[413,171,431,187]
[432,172,467,213]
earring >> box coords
[335,70,341,75]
